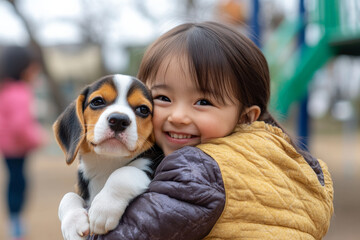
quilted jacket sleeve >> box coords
[89,146,225,240]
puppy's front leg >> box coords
[88,165,151,234]
[59,192,90,240]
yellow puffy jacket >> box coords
[198,121,333,240]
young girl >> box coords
[0,46,46,239]
[89,21,333,240]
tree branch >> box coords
[7,0,66,114]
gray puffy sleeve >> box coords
[89,146,225,240]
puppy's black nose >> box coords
[107,113,131,132]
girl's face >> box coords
[147,57,241,156]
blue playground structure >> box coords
[264,0,360,115]
[260,0,360,149]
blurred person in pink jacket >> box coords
[0,46,46,240]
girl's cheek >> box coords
[152,108,163,130]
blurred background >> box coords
[0,0,359,239]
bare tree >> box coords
[7,0,67,113]
[5,0,213,114]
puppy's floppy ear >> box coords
[53,92,87,165]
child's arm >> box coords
[89,146,225,240]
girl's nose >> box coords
[168,105,191,125]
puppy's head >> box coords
[53,74,154,164]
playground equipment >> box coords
[263,0,360,174]
[265,0,360,116]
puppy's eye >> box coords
[135,105,151,118]
[90,97,106,109]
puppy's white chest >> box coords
[88,173,111,204]
[79,155,151,204]
[79,157,122,204]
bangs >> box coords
[186,26,238,104]
[138,23,238,105]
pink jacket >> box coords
[0,80,44,157]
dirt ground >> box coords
[0,128,359,240]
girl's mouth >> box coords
[165,131,200,147]
[168,132,193,139]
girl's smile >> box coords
[165,131,200,146]
[167,132,197,140]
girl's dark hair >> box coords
[138,21,324,185]
[0,46,34,81]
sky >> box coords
[0,1,29,45]
[0,0,215,45]
[0,0,299,46]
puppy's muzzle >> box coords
[107,113,131,133]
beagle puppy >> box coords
[53,74,160,240]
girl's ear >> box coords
[240,105,261,124]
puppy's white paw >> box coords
[61,208,89,240]
[88,192,127,235]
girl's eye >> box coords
[155,95,171,102]
[135,105,151,118]
[195,99,212,106]
[90,97,106,109]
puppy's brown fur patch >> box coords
[128,88,154,155]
